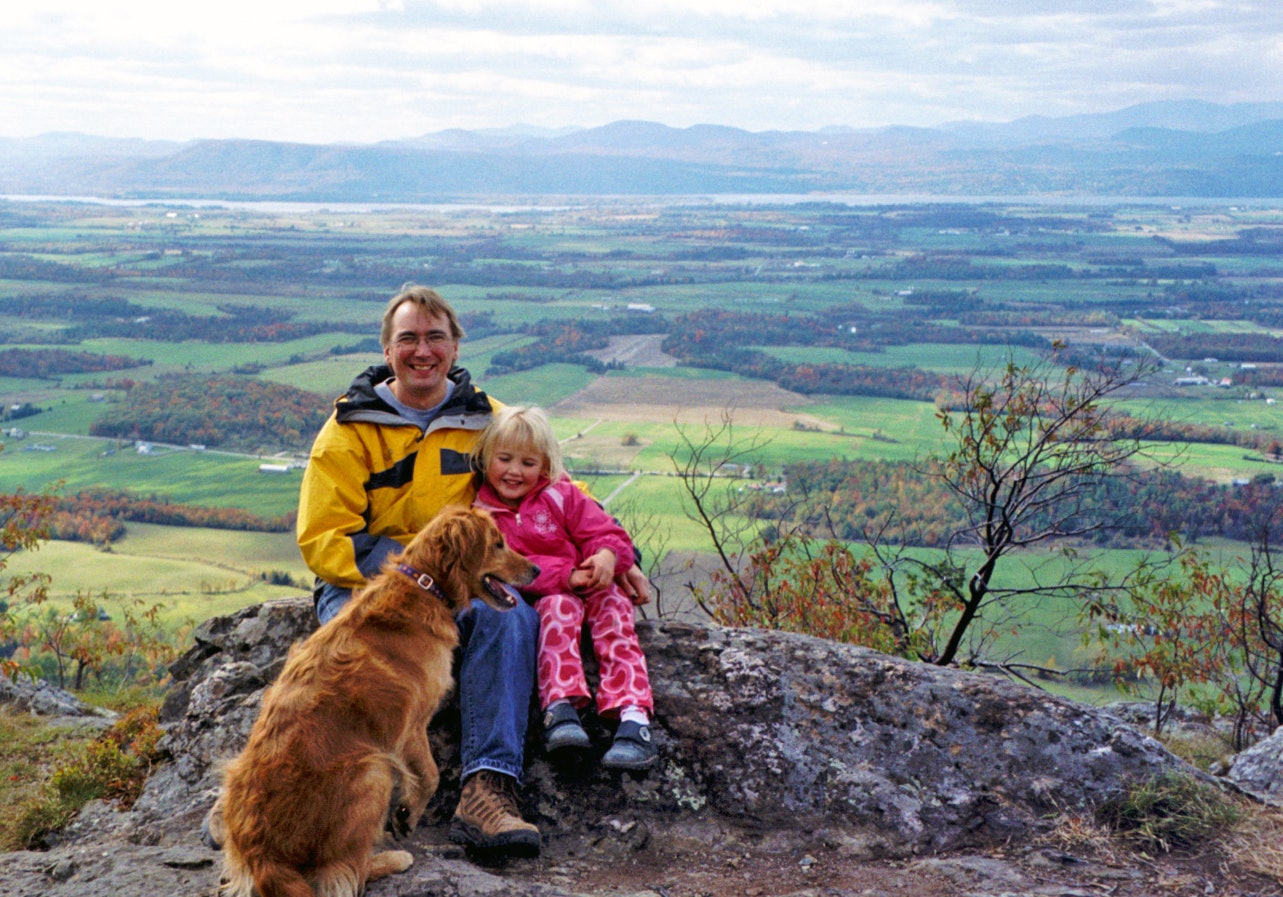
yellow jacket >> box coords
[297,364,501,589]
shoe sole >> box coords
[448,820,541,858]
[602,755,658,771]
[545,733,591,751]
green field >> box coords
[4,522,309,627]
[756,342,1047,375]
[4,196,1283,697]
[73,333,357,375]
[0,435,302,516]
[1120,395,1282,434]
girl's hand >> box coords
[569,549,615,592]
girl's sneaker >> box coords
[602,721,657,770]
[543,702,590,751]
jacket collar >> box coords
[334,364,488,424]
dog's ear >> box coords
[432,508,469,567]
[436,509,488,604]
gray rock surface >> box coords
[0,596,1214,896]
[1228,725,1283,806]
[0,674,116,725]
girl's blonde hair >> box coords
[474,405,565,482]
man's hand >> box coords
[618,563,651,607]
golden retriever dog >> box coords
[206,506,538,897]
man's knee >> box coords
[496,599,539,641]
[315,581,353,624]
[464,598,538,656]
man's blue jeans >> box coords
[314,582,539,783]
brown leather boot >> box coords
[448,770,541,857]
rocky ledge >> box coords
[0,596,1255,896]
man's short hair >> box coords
[380,284,466,347]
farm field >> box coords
[756,342,1048,375]
[3,195,1283,698]
[3,522,309,628]
[0,433,303,516]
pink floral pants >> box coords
[533,586,654,717]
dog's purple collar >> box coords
[395,563,445,600]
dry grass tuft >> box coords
[1038,810,1122,865]
[1226,804,1283,885]
[1039,787,1283,891]
[3,705,163,851]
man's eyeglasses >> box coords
[394,332,454,347]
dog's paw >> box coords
[386,803,413,840]
[202,792,229,850]
[370,849,414,878]
[201,808,224,850]
[201,800,229,846]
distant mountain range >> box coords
[2,100,1281,201]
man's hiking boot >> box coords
[543,702,591,752]
[448,770,541,857]
[602,720,657,771]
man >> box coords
[297,284,544,857]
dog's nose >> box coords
[530,564,541,577]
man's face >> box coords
[382,302,459,410]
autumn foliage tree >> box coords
[918,349,1163,665]
[671,414,962,662]
[1,453,177,691]
[0,482,57,680]
[19,591,176,691]
[1084,546,1232,737]
[1086,521,1283,748]
[674,349,1168,671]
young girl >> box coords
[472,405,656,770]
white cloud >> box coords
[0,0,1279,141]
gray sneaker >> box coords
[602,721,657,771]
[543,703,590,752]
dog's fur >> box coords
[205,506,537,897]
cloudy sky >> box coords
[4,1,1281,144]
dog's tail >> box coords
[219,815,317,897]
[220,842,315,897]
[253,865,316,897]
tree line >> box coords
[1145,331,1283,365]
[41,488,297,546]
[0,348,150,378]
[1,293,366,345]
[657,308,1045,401]
[773,458,1281,549]
[87,374,330,453]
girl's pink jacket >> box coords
[473,474,636,599]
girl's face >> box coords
[485,442,545,508]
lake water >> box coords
[5,192,1282,214]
